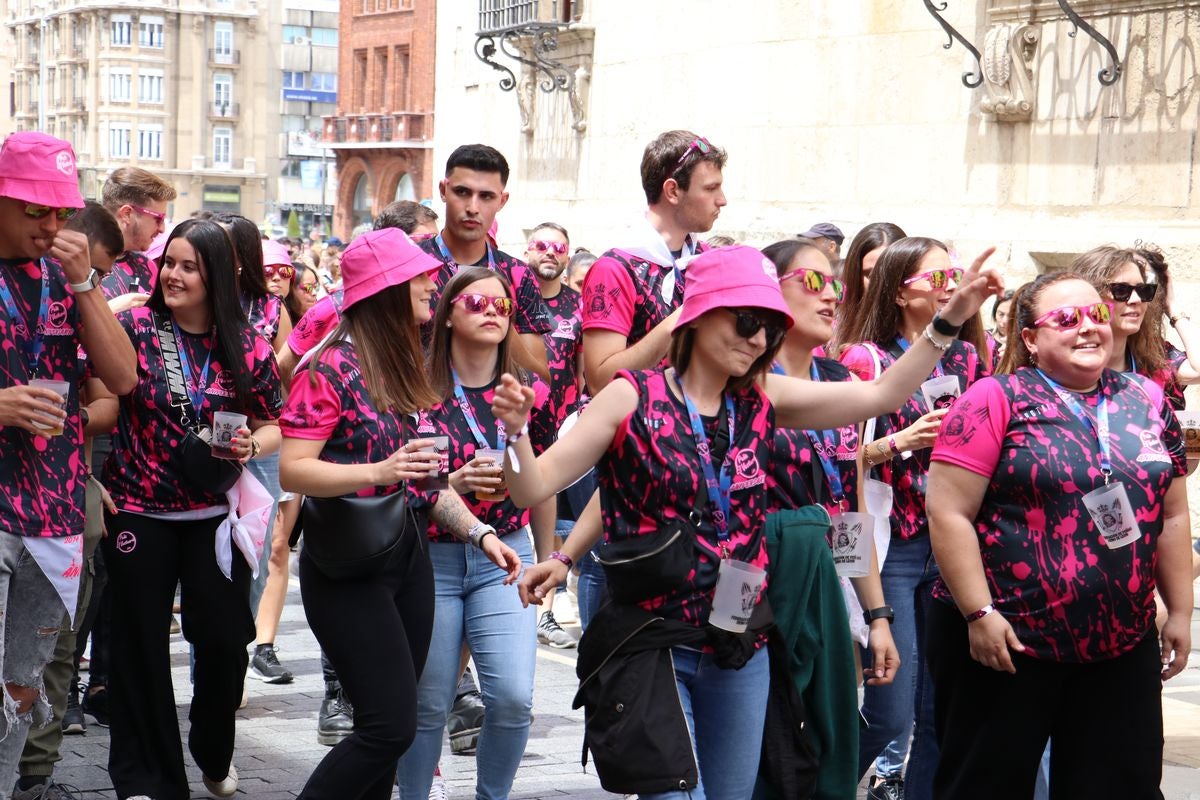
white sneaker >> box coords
[203,765,238,798]
[553,587,580,626]
[429,771,450,800]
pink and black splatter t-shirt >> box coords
[286,290,343,358]
[581,250,681,347]
[542,284,583,424]
[100,251,157,300]
[243,292,284,343]
[421,376,555,543]
[766,357,860,515]
[930,367,1186,662]
[0,258,87,538]
[103,307,283,513]
[279,339,433,509]
[418,240,553,337]
[840,338,986,540]
[598,369,773,628]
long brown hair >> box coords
[428,267,526,400]
[995,272,1093,374]
[1070,245,1167,378]
[668,309,788,393]
[836,222,907,340]
[308,282,438,414]
[834,236,988,356]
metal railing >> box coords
[207,48,241,65]
[322,112,431,144]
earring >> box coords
[1028,351,1038,365]
[446,322,452,328]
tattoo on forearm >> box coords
[431,490,478,542]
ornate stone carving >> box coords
[981,24,1039,121]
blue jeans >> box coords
[640,646,769,800]
[577,551,606,631]
[858,535,939,799]
[395,530,536,800]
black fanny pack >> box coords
[301,491,426,580]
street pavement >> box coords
[46,577,1200,799]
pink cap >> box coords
[341,228,443,312]
[675,246,794,331]
[0,132,85,209]
[261,239,293,268]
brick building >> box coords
[323,0,434,239]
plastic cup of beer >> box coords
[211,411,248,459]
[474,447,507,502]
[29,378,70,436]
[416,436,450,492]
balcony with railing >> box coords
[208,49,241,66]
[210,102,241,119]
[321,111,432,148]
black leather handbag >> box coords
[301,491,425,580]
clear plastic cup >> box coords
[211,411,248,459]
[920,375,961,412]
[709,559,767,633]
[416,436,450,492]
[1177,411,1200,460]
[474,447,507,502]
[29,378,70,436]
[828,511,875,578]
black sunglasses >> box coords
[725,308,786,348]
[1106,282,1157,303]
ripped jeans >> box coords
[0,531,68,799]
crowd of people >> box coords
[0,126,1195,800]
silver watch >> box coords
[69,268,101,294]
[466,522,496,549]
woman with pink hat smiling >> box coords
[279,228,522,800]
[495,245,1002,799]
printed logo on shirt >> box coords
[550,317,577,340]
[115,531,137,554]
[584,282,620,318]
[416,409,437,435]
[38,301,73,336]
[731,448,764,491]
[206,369,237,398]
[1136,429,1171,464]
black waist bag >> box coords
[301,492,424,580]
[593,518,697,605]
[180,427,242,495]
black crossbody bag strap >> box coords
[150,310,201,431]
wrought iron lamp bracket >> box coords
[922,0,984,88]
[1055,0,1122,86]
[475,24,576,96]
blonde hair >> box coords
[101,167,177,209]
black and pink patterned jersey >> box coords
[598,369,773,628]
[766,357,860,515]
[0,258,88,538]
[930,368,1186,662]
[418,239,553,337]
[243,292,284,343]
[1157,342,1187,411]
[100,251,156,300]
[542,284,583,424]
[840,338,987,541]
[580,249,682,347]
[420,377,554,542]
[286,291,343,358]
[279,339,432,510]
[102,307,283,513]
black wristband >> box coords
[80,407,90,428]
[863,605,895,626]
[931,314,962,337]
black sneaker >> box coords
[61,682,85,735]
[317,687,353,746]
[447,690,485,755]
[81,686,109,728]
[866,775,905,800]
[250,643,294,685]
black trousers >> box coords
[298,531,434,800]
[102,511,255,800]
[926,600,1164,800]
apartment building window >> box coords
[213,73,233,111]
[393,45,409,110]
[311,72,336,92]
[281,159,302,179]
[283,71,305,89]
[138,69,164,103]
[109,69,132,102]
[109,123,131,158]
[111,15,132,47]
[214,22,234,60]
[213,127,232,168]
[139,17,164,48]
[311,27,337,46]
[282,25,307,43]
[354,50,367,109]
[374,48,388,109]
[138,124,163,159]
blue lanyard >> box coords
[802,362,847,508]
[172,321,213,415]
[1037,369,1112,481]
[434,234,496,273]
[895,335,944,378]
[452,369,504,450]
[673,373,736,543]
[0,260,49,379]
[1127,351,1138,374]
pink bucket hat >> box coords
[0,132,85,209]
[341,228,442,312]
[675,245,794,330]
[261,239,293,268]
